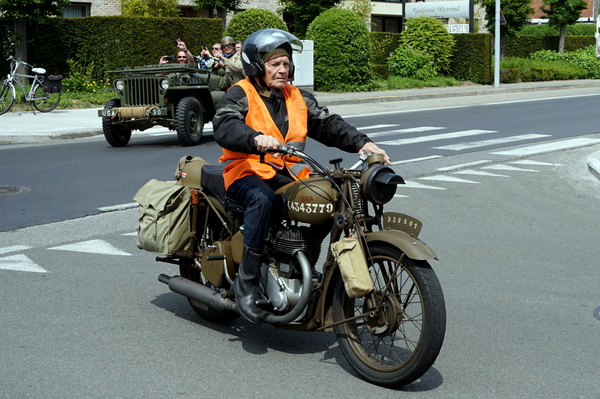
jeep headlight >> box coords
[115,80,125,90]
[161,79,169,90]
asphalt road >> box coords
[2,88,600,398]
[2,89,600,231]
[1,143,599,398]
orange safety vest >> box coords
[219,78,312,190]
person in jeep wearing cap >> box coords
[212,28,390,325]
[213,36,245,90]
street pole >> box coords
[494,0,500,87]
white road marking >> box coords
[377,130,496,146]
[482,164,539,172]
[49,239,132,256]
[419,175,480,184]
[453,170,509,177]
[368,126,445,138]
[437,160,492,171]
[399,181,447,190]
[0,254,47,273]
[357,124,398,131]
[510,160,563,166]
[122,232,137,236]
[391,155,442,165]
[98,202,139,212]
[490,138,600,156]
[0,245,32,255]
[432,134,550,151]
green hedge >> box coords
[371,32,493,84]
[449,33,493,84]
[1,17,222,79]
[505,35,595,57]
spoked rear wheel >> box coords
[332,242,446,388]
[0,81,16,115]
[33,84,61,112]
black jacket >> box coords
[213,79,372,155]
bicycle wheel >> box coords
[0,80,16,115]
[32,82,61,112]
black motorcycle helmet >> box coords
[241,28,303,81]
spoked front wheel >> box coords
[332,242,446,388]
[0,81,16,115]
[32,84,61,112]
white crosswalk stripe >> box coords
[419,175,480,184]
[432,134,550,151]
[491,138,600,156]
[377,129,496,146]
[368,126,445,138]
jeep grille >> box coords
[122,78,161,106]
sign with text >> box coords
[405,1,469,19]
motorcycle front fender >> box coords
[365,230,437,261]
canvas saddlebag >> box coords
[331,236,374,298]
[133,179,191,256]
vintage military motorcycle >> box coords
[134,146,446,388]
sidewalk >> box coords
[2,79,600,180]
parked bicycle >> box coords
[0,56,62,115]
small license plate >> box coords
[383,212,422,238]
[98,109,116,117]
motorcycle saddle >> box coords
[200,165,245,212]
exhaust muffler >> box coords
[158,274,237,313]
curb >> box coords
[316,80,600,107]
[586,150,600,181]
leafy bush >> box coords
[306,8,374,92]
[401,17,455,75]
[223,9,287,41]
[388,45,437,79]
[121,0,180,17]
[62,59,108,93]
[531,45,600,78]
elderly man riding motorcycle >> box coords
[212,29,390,325]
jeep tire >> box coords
[102,99,132,147]
[176,96,204,146]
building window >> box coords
[62,3,90,17]
[372,16,403,33]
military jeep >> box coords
[98,64,224,147]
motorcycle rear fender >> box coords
[365,230,437,261]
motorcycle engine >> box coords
[264,226,321,313]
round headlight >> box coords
[161,79,169,90]
[360,165,405,205]
[115,80,125,90]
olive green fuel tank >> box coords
[275,175,337,224]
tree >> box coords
[278,0,342,38]
[339,0,373,26]
[121,0,180,17]
[193,0,243,29]
[0,0,69,64]
[541,0,587,53]
[477,0,533,56]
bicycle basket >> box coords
[43,75,63,93]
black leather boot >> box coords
[233,246,268,325]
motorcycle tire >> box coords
[332,242,446,388]
[179,265,240,324]
[102,99,132,147]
